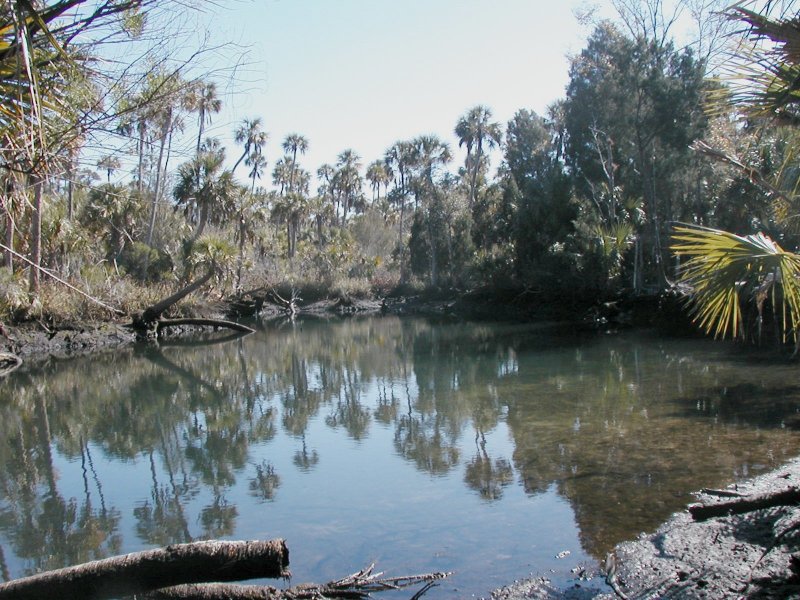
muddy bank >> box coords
[0,321,136,360]
[490,457,800,599]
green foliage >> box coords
[182,235,236,283]
[119,242,173,283]
[563,22,708,287]
[673,224,800,342]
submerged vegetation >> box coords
[0,0,798,346]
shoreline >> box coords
[490,456,800,599]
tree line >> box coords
[0,0,793,332]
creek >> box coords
[0,316,799,598]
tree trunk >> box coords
[193,204,209,242]
[138,265,216,326]
[4,196,13,270]
[66,164,74,222]
[0,539,289,600]
[236,214,246,292]
[28,173,43,295]
[137,120,147,194]
[148,111,172,247]
[398,195,406,283]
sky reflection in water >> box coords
[1,316,799,597]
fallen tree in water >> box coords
[0,540,449,600]
[131,265,255,339]
[0,540,289,600]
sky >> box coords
[189,0,603,188]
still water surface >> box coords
[1,316,800,597]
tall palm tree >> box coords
[317,163,337,219]
[174,139,236,242]
[411,135,451,186]
[281,133,309,193]
[96,156,121,183]
[232,117,268,173]
[455,105,502,206]
[365,160,391,202]
[385,140,419,281]
[335,149,363,223]
[409,135,451,287]
[190,82,222,155]
[272,156,294,196]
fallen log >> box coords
[139,267,216,326]
[0,539,289,600]
[130,266,254,339]
[689,486,800,521]
[143,564,450,599]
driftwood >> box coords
[143,564,451,600]
[131,267,254,339]
[0,539,289,600]
[268,288,300,317]
[689,487,800,521]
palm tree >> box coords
[317,163,337,218]
[235,150,267,290]
[189,82,222,155]
[385,140,419,281]
[232,118,268,173]
[673,6,800,343]
[365,160,391,202]
[173,139,237,242]
[97,156,121,183]
[455,105,503,206]
[334,149,363,223]
[272,156,294,196]
[673,224,800,341]
[281,133,309,193]
[146,71,190,246]
[411,135,451,187]
[409,135,452,287]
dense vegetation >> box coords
[0,0,795,334]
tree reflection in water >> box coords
[0,317,799,588]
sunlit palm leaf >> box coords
[672,224,800,341]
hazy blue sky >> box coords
[194,0,607,185]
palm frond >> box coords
[672,224,800,341]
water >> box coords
[1,316,800,598]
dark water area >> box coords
[1,316,799,598]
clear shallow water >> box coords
[1,316,800,598]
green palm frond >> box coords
[672,224,800,341]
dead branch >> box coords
[156,318,255,334]
[142,564,451,600]
[689,487,800,521]
[268,288,300,317]
[0,539,289,600]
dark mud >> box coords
[0,321,136,361]
[490,457,800,599]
